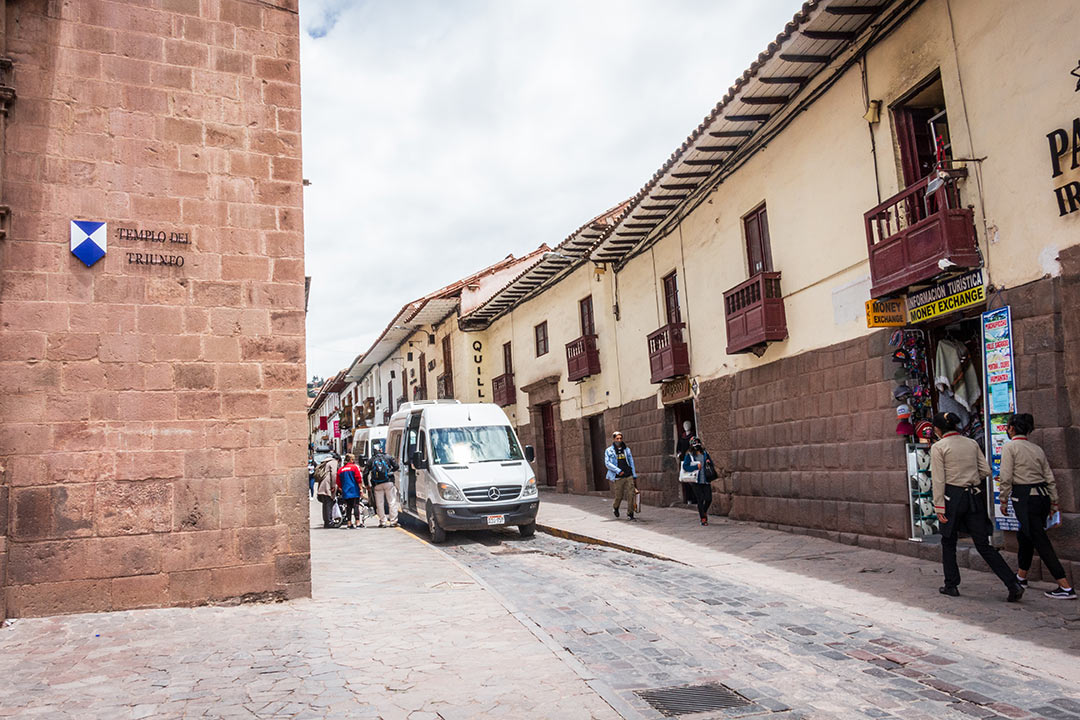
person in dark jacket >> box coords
[314,455,339,528]
[681,437,714,526]
[336,454,364,529]
[364,449,401,527]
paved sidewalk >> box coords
[0,502,619,719]
[535,493,1080,685]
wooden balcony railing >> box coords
[647,322,690,384]
[723,271,787,355]
[864,175,980,298]
[491,372,515,407]
[565,334,601,382]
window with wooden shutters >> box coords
[743,204,773,276]
[535,321,548,357]
[503,342,513,374]
[579,295,595,336]
[662,271,681,325]
[442,335,452,373]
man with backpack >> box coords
[365,447,400,527]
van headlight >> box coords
[437,482,465,501]
[522,477,538,498]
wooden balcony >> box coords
[436,373,454,400]
[864,175,980,298]
[565,334,601,382]
[724,271,787,355]
[647,322,690,384]
[491,372,515,407]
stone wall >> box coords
[0,0,309,617]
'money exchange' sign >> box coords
[907,270,985,324]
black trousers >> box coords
[692,483,713,519]
[940,485,1015,589]
[1013,486,1066,580]
[320,497,335,527]
[343,497,361,524]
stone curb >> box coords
[536,523,687,566]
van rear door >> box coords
[404,411,422,513]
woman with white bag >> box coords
[680,437,716,526]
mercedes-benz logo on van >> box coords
[487,486,501,501]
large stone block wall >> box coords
[0,0,309,617]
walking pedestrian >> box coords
[314,455,339,528]
[998,413,1075,600]
[365,446,401,527]
[681,437,714,526]
[336,454,364,529]
[605,431,637,520]
[931,412,1024,601]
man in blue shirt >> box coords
[605,431,637,520]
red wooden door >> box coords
[540,403,558,487]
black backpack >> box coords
[370,454,392,484]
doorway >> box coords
[892,72,951,187]
[540,403,559,487]
[587,414,609,491]
[405,411,421,512]
[670,400,697,504]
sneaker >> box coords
[700,518,708,526]
[613,507,620,518]
[939,585,959,597]
[628,512,635,520]
[1045,587,1077,600]
[1007,584,1024,603]
[388,521,399,527]
[1016,575,1028,589]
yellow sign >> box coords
[865,299,906,327]
[906,270,985,324]
[660,376,692,405]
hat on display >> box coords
[915,421,934,440]
[916,448,931,471]
[919,498,935,516]
[917,474,931,493]
[889,329,904,347]
[896,404,912,420]
[892,348,909,363]
[893,384,912,400]
[896,419,915,436]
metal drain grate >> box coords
[635,682,751,717]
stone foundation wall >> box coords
[0,0,309,617]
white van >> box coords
[351,425,389,464]
[386,401,539,542]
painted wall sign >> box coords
[1046,116,1080,216]
[114,226,191,268]
[70,220,107,267]
[333,420,340,439]
[906,270,985,323]
[472,340,486,400]
[981,306,1019,531]
[865,298,906,327]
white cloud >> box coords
[300,0,797,379]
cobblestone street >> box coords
[1,497,1078,719]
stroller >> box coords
[329,490,376,528]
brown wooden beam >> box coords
[640,204,678,211]
[802,29,857,41]
[740,95,790,105]
[623,222,659,228]
[682,159,724,166]
[659,183,698,191]
[671,171,711,179]
[758,75,810,85]
[649,194,687,201]
[696,144,740,152]
[825,4,885,15]
[724,114,771,123]
[709,130,753,137]
[779,53,831,63]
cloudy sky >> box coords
[300,0,796,381]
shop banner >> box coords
[333,420,340,439]
[907,269,985,324]
[865,298,906,327]
[982,306,1019,531]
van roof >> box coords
[388,402,512,428]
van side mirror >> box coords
[524,445,535,463]
[411,450,428,469]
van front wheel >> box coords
[518,522,536,538]
[428,511,447,544]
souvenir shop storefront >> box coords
[875,268,1020,542]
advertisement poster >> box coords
[333,420,341,439]
[982,306,1019,531]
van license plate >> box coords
[487,515,505,526]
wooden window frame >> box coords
[503,341,513,375]
[579,295,595,336]
[742,202,773,276]
[535,321,549,357]
[662,271,681,325]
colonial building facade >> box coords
[328,0,1080,580]
[0,0,309,617]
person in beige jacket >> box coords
[930,412,1023,601]
[998,413,1075,600]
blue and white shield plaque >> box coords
[70,220,107,267]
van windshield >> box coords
[430,426,523,465]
